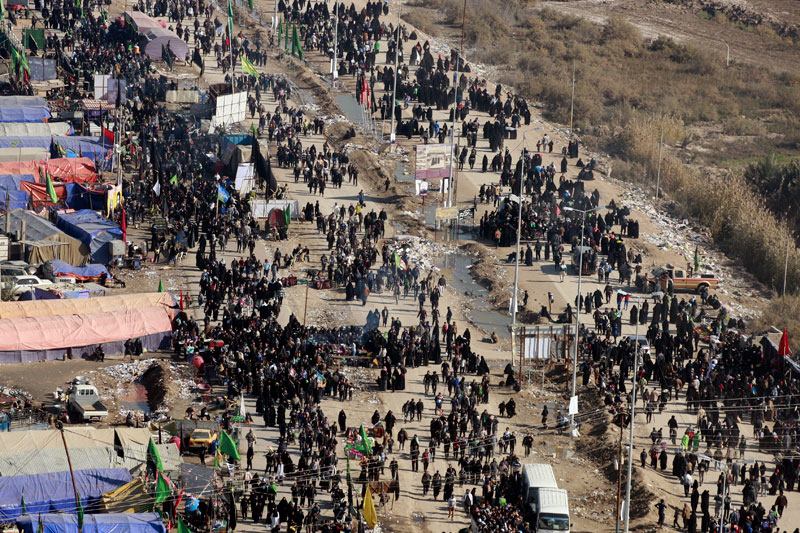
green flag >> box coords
[157,279,164,293]
[241,53,258,76]
[360,425,371,455]
[284,19,290,51]
[21,490,26,515]
[219,430,241,461]
[77,493,84,531]
[46,172,58,204]
[283,206,291,228]
[291,23,303,60]
[177,517,193,533]
[248,0,253,10]
[277,19,282,45]
[147,437,164,472]
[170,174,178,185]
[693,246,700,271]
[227,0,234,36]
[154,471,170,504]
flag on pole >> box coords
[693,246,700,272]
[154,471,170,504]
[147,437,164,472]
[362,485,378,528]
[248,0,253,9]
[157,279,164,293]
[37,513,43,533]
[360,424,372,455]
[101,125,115,145]
[21,490,26,515]
[239,394,247,419]
[179,290,184,311]
[217,184,230,203]
[120,201,127,242]
[779,329,792,357]
[153,180,161,196]
[77,492,84,531]
[241,53,258,76]
[46,171,58,204]
[227,0,234,36]
[219,430,241,461]
[277,19,283,44]
[291,24,303,60]
[284,19,290,51]
[170,174,178,185]
[177,517,193,533]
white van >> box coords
[533,488,570,532]
[522,463,558,503]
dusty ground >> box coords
[1,0,793,531]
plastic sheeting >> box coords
[0,122,72,136]
[0,174,34,211]
[0,306,173,352]
[56,209,123,264]
[252,199,299,219]
[0,209,89,265]
[0,292,176,320]
[0,157,98,183]
[65,182,107,210]
[20,181,68,209]
[0,106,51,122]
[0,147,50,162]
[144,28,189,61]
[17,512,166,533]
[0,96,47,107]
[0,468,132,521]
[100,480,154,514]
[0,136,110,164]
[49,259,110,280]
[125,10,162,33]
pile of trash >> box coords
[388,236,451,273]
[617,185,760,318]
[95,359,195,409]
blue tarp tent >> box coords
[0,136,110,168]
[56,210,123,264]
[17,513,166,533]
[65,183,106,210]
[0,468,132,522]
[0,106,51,122]
[0,174,35,211]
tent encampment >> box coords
[0,147,50,162]
[0,157,97,183]
[17,512,166,533]
[0,468,132,521]
[143,28,189,61]
[56,209,123,264]
[0,174,35,211]
[0,209,89,265]
[0,106,51,122]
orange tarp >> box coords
[0,306,173,351]
[0,157,98,183]
[0,292,176,320]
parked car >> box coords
[188,428,218,451]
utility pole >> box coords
[511,135,526,326]
[623,312,641,533]
[783,237,790,298]
[655,126,664,201]
[615,408,625,533]
[569,62,575,137]
[446,0,467,208]
[57,422,82,533]
[389,4,400,146]
[332,2,339,87]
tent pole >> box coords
[58,422,83,533]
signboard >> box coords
[415,180,428,196]
[211,91,248,128]
[458,207,475,221]
[28,58,57,82]
[519,324,576,366]
[524,335,551,360]
[93,75,127,104]
[435,206,458,220]
[416,143,452,180]
[235,163,255,195]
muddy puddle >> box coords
[437,252,511,339]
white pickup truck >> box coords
[67,379,109,423]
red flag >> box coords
[120,202,127,242]
[174,487,185,515]
[179,290,184,311]
[101,126,115,146]
[360,77,366,105]
[365,80,371,110]
[779,328,792,357]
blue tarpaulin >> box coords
[65,183,106,211]
[17,513,166,533]
[56,210,123,264]
[50,259,110,279]
[0,106,51,122]
[0,468,132,522]
[224,134,253,146]
[0,174,35,211]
